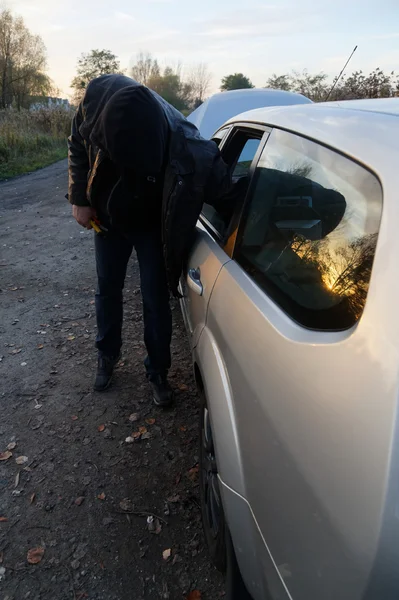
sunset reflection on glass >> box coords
[237,129,382,330]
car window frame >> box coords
[211,125,232,149]
[232,125,383,332]
[200,123,271,255]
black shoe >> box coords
[149,375,174,408]
[94,354,120,392]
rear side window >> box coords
[235,128,382,330]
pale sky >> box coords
[7,0,399,99]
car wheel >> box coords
[199,391,227,572]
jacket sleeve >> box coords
[205,154,233,207]
[211,175,250,221]
[67,103,90,207]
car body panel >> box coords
[325,97,399,115]
[180,221,231,348]
[207,254,399,599]
[183,100,399,599]
[193,324,245,496]
[219,478,286,600]
[188,88,312,139]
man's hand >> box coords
[72,205,96,229]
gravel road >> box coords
[0,160,224,600]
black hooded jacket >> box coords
[68,74,231,295]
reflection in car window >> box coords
[235,129,382,330]
[233,139,261,177]
[202,136,261,237]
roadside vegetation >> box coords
[0,107,72,180]
[0,8,73,180]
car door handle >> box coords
[187,267,203,296]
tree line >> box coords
[71,50,212,111]
[73,50,399,110]
[265,69,399,101]
[1,7,398,112]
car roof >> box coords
[225,98,399,179]
[188,88,311,139]
[325,98,399,116]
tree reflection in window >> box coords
[236,129,382,330]
[291,232,378,321]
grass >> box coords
[0,107,73,180]
[0,138,67,179]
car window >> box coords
[202,129,263,239]
[235,128,383,331]
[211,127,230,147]
[233,138,261,177]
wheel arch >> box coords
[193,328,246,498]
[193,333,272,600]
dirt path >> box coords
[0,160,224,600]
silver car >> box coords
[180,99,399,600]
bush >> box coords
[0,107,73,179]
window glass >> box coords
[233,138,261,177]
[236,128,382,330]
[202,133,261,237]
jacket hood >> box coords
[79,74,139,142]
[90,84,168,175]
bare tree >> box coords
[265,70,329,99]
[265,74,292,91]
[130,52,160,86]
[0,9,50,109]
[264,68,398,102]
[332,68,396,100]
[290,70,329,101]
[0,9,14,108]
[188,63,212,107]
[12,33,50,110]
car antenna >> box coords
[324,45,358,101]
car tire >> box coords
[199,391,254,599]
[199,391,227,573]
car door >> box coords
[180,124,267,348]
[207,127,384,600]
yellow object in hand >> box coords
[90,219,102,233]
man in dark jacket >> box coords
[68,74,230,407]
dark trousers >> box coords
[94,228,172,378]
